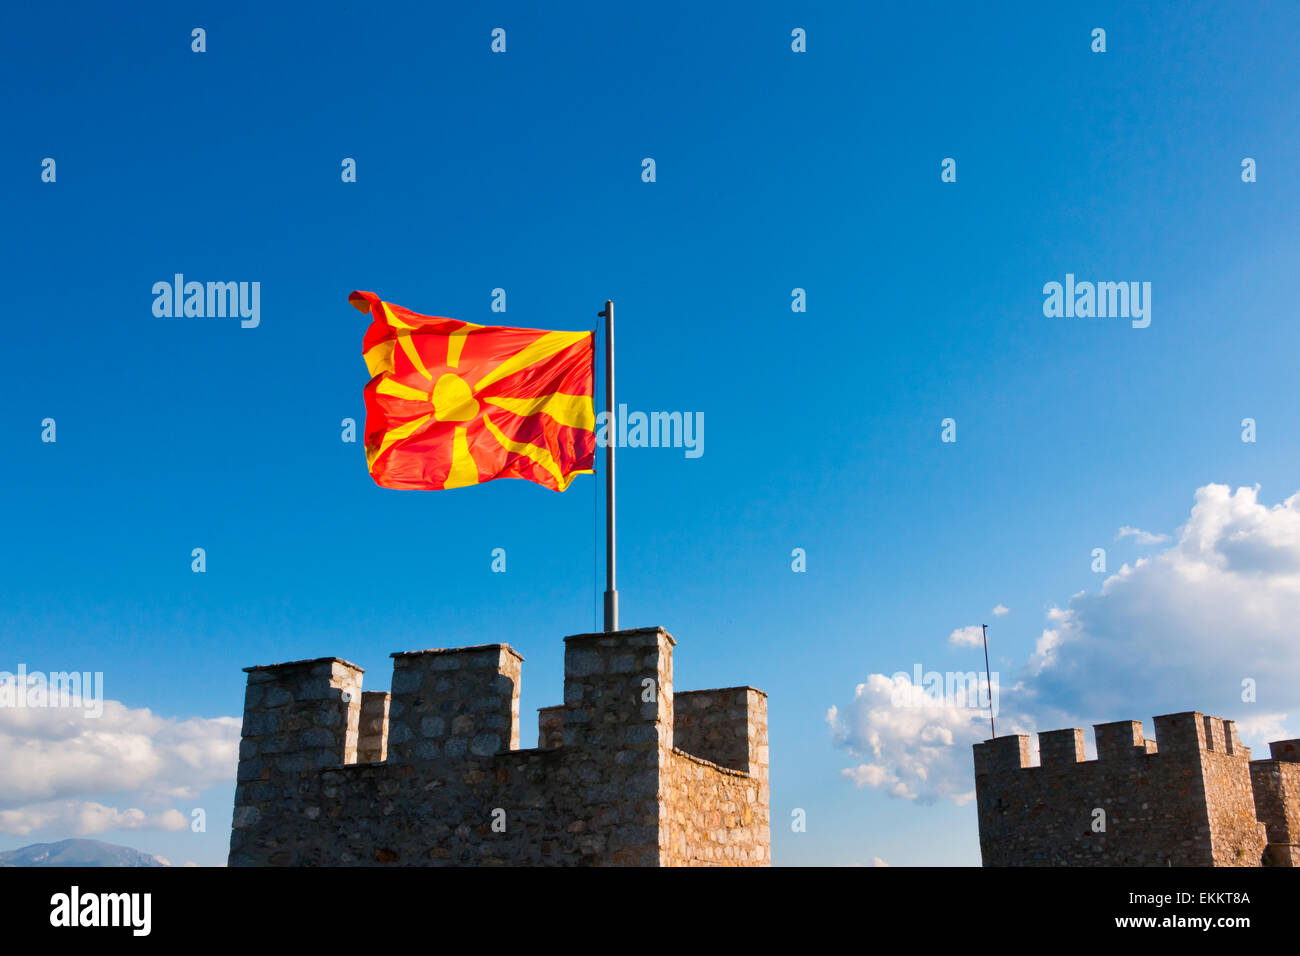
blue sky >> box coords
[2,2,1299,866]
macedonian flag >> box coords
[351,291,595,492]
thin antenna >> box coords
[982,624,996,739]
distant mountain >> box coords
[0,838,169,867]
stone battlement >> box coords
[974,712,1249,775]
[973,711,1300,866]
[228,627,769,866]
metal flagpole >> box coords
[599,300,618,632]
[982,624,995,739]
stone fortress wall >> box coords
[228,626,769,866]
[974,711,1300,866]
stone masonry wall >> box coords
[357,691,389,764]
[973,712,1271,867]
[1195,715,1268,866]
[228,627,769,867]
[661,687,770,865]
[1250,738,1300,866]
[230,657,363,856]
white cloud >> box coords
[0,801,189,838]
[1117,526,1170,546]
[831,483,1300,805]
[0,690,239,837]
[1232,712,1292,746]
[991,604,1009,617]
[947,625,984,647]
[827,673,1023,805]
[1030,485,1300,741]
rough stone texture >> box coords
[1249,738,1300,866]
[973,711,1298,867]
[357,691,389,764]
[662,688,770,865]
[228,626,769,867]
[537,705,563,750]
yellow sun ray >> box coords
[447,331,468,368]
[363,339,395,378]
[446,320,483,368]
[378,301,415,329]
[482,414,577,490]
[471,330,590,394]
[481,393,595,431]
[444,426,479,488]
[376,378,431,402]
[396,332,433,380]
[367,413,432,469]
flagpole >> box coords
[599,299,618,632]
[982,624,995,739]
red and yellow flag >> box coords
[351,291,595,492]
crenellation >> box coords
[1225,719,1244,755]
[984,733,1031,772]
[357,691,389,764]
[237,658,363,771]
[1151,711,1205,756]
[386,644,522,765]
[228,626,768,867]
[1038,728,1085,767]
[971,740,989,777]
[562,627,674,754]
[1270,739,1300,762]
[661,686,770,865]
[674,687,768,774]
[974,709,1292,867]
[229,658,364,865]
[537,705,563,750]
[1203,714,1227,753]
[1094,719,1146,759]
[1250,739,1300,865]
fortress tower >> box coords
[973,711,1300,866]
[228,626,769,866]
